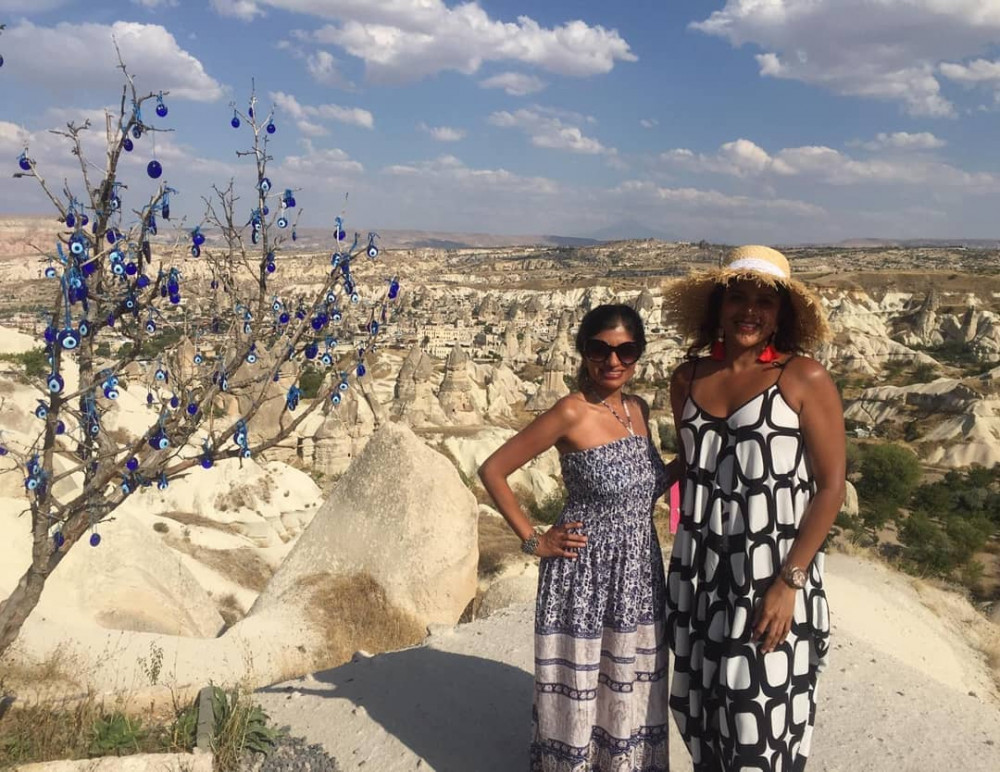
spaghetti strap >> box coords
[686,357,700,404]
[775,354,796,383]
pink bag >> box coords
[669,481,680,535]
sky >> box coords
[3,0,1000,244]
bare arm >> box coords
[753,357,846,652]
[478,396,588,558]
[783,358,847,570]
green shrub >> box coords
[298,366,324,399]
[90,713,145,757]
[529,488,567,525]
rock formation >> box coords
[438,345,481,424]
[251,422,479,628]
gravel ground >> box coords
[242,733,342,772]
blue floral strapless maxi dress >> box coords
[531,434,670,771]
[666,374,831,772]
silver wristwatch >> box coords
[521,531,540,556]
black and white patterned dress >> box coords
[532,433,670,771]
[666,363,830,771]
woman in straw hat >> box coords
[480,304,677,771]
[661,245,846,771]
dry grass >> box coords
[300,572,426,670]
[157,510,241,534]
[217,593,245,630]
[478,513,523,578]
[214,475,273,511]
[165,539,273,592]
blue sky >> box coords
[3,0,1000,243]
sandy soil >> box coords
[255,552,1000,772]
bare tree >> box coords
[0,62,400,659]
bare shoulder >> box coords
[627,393,651,421]
[782,355,833,385]
[549,392,589,423]
[671,358,697,384]
[780,355,839,412]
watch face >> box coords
[784,565,807,588]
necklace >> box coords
[598,394,634,436]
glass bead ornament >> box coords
[122,137,134,152]
[53,531,65,549]
[18,152,31,172]
[90,532,101,547]
[46,372,64,394]
[156,93,168,118]
[126,457,139,471]
[231,112,241,129]
[147,160,163,179]
[266,121,276,134]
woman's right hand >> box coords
[535,521,588,558]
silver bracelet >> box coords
[521,530,540,556]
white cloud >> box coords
[278,1,634,83]
[940,58,1000,84]
[282,144,365,177]
[489,108,615,156]
[381,154,558,196]
[691,0,1000,117]
[613,180,824,218]
[209,0,264,21]
[306,50,347,87]
[661,137,994,189]
[131,0,178,9]
[640,118,658,129]
[270,91,374,133]
[857,131,947,151]
[1,21,223,102]
[417,123,466,142]
[479,72,546,96]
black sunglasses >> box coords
[583,338,642,365]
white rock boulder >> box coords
[252,422,479,627]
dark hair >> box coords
[687,280,801,358]
[575,304,646,389]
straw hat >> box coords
[662,245,830,351]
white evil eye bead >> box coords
[78,320,91,337]
[332,311,342,323]
[191,245,201,258]
[193,354,203,365]
[44,266,57,278]
[145,320,156,333]
[320,353,332,366]
[277,217,288,229]
[351,292,360,304]
[112,262,125,276]
[35,404,48,419]
[26,477,39,490]
[331,393,341,405]
[220,375,229,391]
[246,352,257,364]
[258,177,271,193]
[272,300,282,312]
[46,373,64,393]
[339,380,349,391]
[155,369,167,381]
[367,246,378,258]
[104,387,119,400]
[241,448,252,459]
[157,476,168,490]
[70,241,85,255]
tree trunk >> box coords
[0,566,48,661]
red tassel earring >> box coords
[710,330,725,361]
[757,336,780,363]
